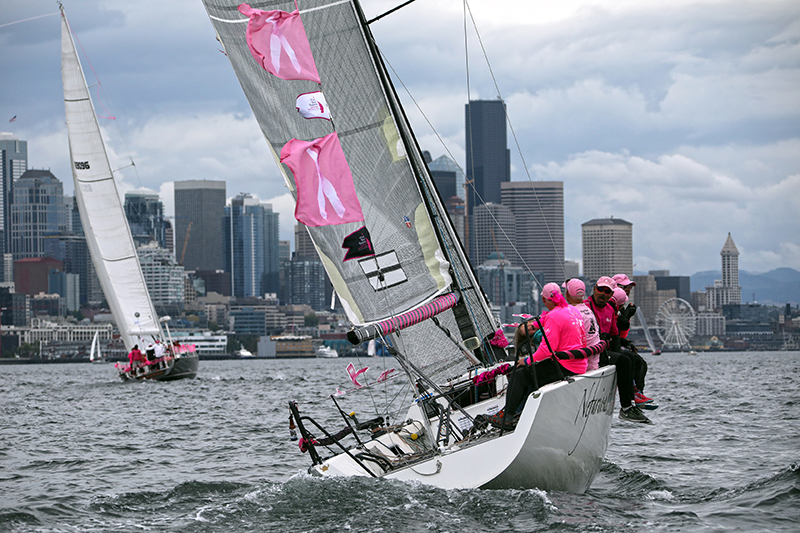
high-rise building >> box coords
[0,133,27,257]
[427,154,460,201]
[465,100,510,259]
[174,180,225,270]
[705,233,742,309]
[11,170,70,260]
[501,181,564,283]
[288,223,330,309]
[294,223,317,260]
[581,217,633,281]
[223,194,280,298]
[137,243,185,314]
[471,203,516,266]
[124,191,167,248]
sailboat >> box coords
[61,7,197,381]
[637,312,661,355]
[201,0,616,491]
[88,331,106,363]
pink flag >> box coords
[280,132,365,227]
[238,4,320,83]
[296,91,331,120]
[346,363,369,388]
[376,368,395,382]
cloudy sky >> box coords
[1,0,798,276]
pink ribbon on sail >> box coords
[238,4,320,83]
[280,132,365,227]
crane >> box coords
[180,221,193,266]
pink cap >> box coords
[612,273,636,287]
[565,278,586,299]
[542,282,562,300]
[596,276,617,290]
[611,287,628,306]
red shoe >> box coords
[634,392,653,404]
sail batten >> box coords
[61,9,162,350]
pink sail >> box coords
[238,4,320,83]
[280,132,365,227]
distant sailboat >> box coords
[88,331,106,363]
[61,7,197,380]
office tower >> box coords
[124,191,167,248]
[581,217,633,281]
[465,100,510,259]
[279,240,291,263]
[11,170,70,260]
[428,154,459,200]
[43,233,102,306]
[174,180,225,270]
[705,233,742,309]
[471,203,517,266]
[294,223,317,260]
[0,133,28,257]
[501,181,565,283]
[651,270,691,301]
[223,194,280,298]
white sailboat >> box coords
[202,0,616,491]
[61,7,197,381]
[88,331,105,363]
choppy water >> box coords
[1,351,798,532]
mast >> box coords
[61,7,162,351]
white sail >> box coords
[89,331,98,361]
[61,9,161,351]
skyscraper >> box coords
[501,181,565,283]
[223,194,280,298]
[465,100,510,259]
[427,154,460,201]
[581,217,633,281]
[471,203,517,266]
[705,233,741,309]
[0,133,28,257]
[124,191,167,248]
[11,170,70,260]
[174,180,225,270]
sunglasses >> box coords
[596,286,612,294]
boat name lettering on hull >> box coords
[575,379,615,424]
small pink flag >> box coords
[376,368,395,382]
[238,4,320,83]
[280,132,365,227]
[345,362,369,388]
[296,91,330,120]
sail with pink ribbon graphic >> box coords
[280,132,364,227]
[238,4,320,83]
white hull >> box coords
[309,366,616,492]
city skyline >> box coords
[1,0,798,276]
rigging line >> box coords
[367,0,418,25]
[463,0,565,281]
[0,12,59,29]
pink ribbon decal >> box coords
[238,4,321,83]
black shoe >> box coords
[619,406,652,424]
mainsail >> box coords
[61,9,161,351]
[203,0,501,382]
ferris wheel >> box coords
[655,298,697,350]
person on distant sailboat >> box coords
[128,344,145,371]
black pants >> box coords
[504,359,576,417]
[624,349,648,392]
[601,350,634,409]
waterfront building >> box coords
[174,180,225,270]
[14,257,63,296]
[476,253,541,320]
[11,170,70,260]
[0,133,27,258]
[501,181,564,283]
[582,217,633,281]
